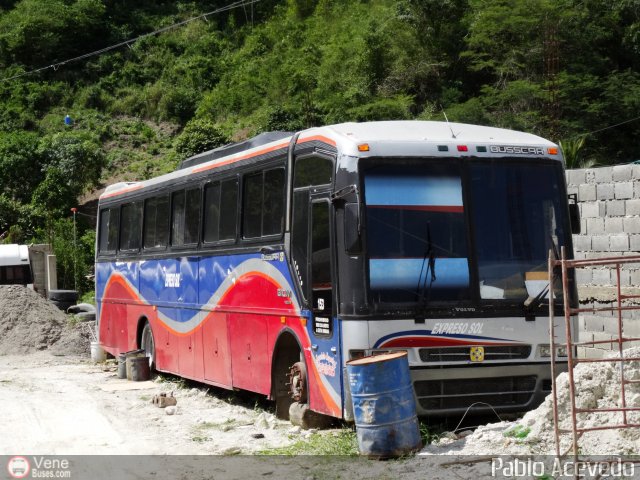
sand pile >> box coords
[0,285,92,356]
[421,347,640,456]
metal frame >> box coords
[549,247,640,463]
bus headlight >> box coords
[539,344,568,357]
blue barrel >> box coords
[346,351,422,457]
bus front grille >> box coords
[414,375,537,411]
[418,345,532,362]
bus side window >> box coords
[242,168,284,239]
[204,178,238,244]
[99,207,120,254]
[120,202,143,252]
[144,196,169,249]
[172,188,201,247]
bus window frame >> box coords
[240,165,287,244]
[201,174,240,248]
[170,185,202,250]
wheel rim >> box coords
[287,361,307,403]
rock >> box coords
[288,426,302,435]
[255,412,269,429]
[221,424,234,432]
[441,431,458,440]
[251,433,265,439]
[165,406,177,415]
[457,430,473,439]
[222,447,241,455]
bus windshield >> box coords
[364,159,569,309]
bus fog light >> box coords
[539,345,551,357]
[556,346,568,357]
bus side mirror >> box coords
[568,194,581,234]
[345,203,362,255]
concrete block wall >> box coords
[566,164,640,357]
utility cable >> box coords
[0,0,260,83]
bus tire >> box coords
[140,322,156,372]
[272,334,305,421]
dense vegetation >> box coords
[0,0,639,292]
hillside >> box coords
[0,0,639,291]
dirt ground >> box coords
[0,352,498,479]
[0,352,301,455]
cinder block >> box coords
[605,217,624,233]
[581,202,605,218]
[573,235,591,251]
[623,320,640,338]
[630,269,640,286]
[624,217,640,234]
[626,199,640,216]
[579,330,595,343]
[594,166,613,183]
[633,164,640,180]
[567,168,586,185]
[582,347,606,359]
[597,183,615,200]
[592,332,615,350]
[567,185,578,196]
[591,235,609,251]
[611,234,630,252]
[615,182,634,199]
[575,267,592,285]
[606,200,626,217]
[630,236,640,251]
[586,217,605,234]
[613,164,633,182]
[579,184,597,201]
[592,268,611,285]
[584,315,606,332]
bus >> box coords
[96,121,578,422]
[0,244,33,286]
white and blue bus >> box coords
[96,121,577,421]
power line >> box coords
[0,0,261,84]
[574,115,640,139]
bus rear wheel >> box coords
[140,323,156,371]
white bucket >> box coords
[90,342,107,363]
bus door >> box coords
[292,190,342,414]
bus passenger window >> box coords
[144,196,169,249]
[243,172,262,238]
[294,156,333,188]
[204,182,221,243]
[220,179,238,240]
[99,207,120,253]
[120,202,142,251]
[172,188,201,246]
[263,168,284,236]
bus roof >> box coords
[101,121,560,201]
[0,244,30,266]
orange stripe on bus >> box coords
[298,135,337,147]
[192,141,290,174]
[101,184,144,199]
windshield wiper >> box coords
[416,222,437,311]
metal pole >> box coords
[71,207,77,291]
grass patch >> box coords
[258,428,358,455]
